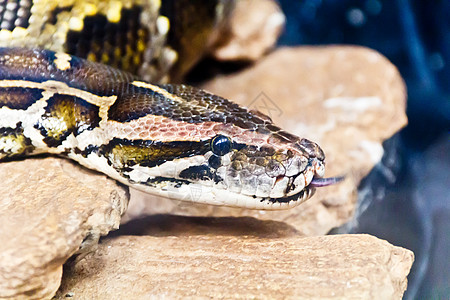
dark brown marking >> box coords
[0,87,44,110]
[35,94,101,147]
[178,165,223,183]
[100,138,210,170]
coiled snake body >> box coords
[0,1,338,209]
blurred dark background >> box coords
[276,0,449,299]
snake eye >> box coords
[211,135,232,156]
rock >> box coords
[210,0,285,61]
[125,46,408,235]
[55,216,414,299]
[0,158,129,299]
[0,46,409,298]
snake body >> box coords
[0,1,336,210]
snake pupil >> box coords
[211,135,232,156]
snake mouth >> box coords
[255,175,343,209]
[256,157,344,208]
[260,175,344,207]
[261,185,316,204]
[263,157,324,199]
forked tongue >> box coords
[310,176,345,187]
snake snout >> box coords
[268,156,325,198]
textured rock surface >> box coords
[211,0,285,61]
[55,217,414,299]
[125,46,408,234]
[0,158,128,299]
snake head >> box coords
[184,130,332,210]
[100,83,341,210]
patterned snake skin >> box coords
[0,1,340,210]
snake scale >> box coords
[0,0,340,210]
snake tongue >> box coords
[309,176,345,187]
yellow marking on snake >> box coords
[0,135,29,155]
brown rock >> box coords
[210,0,285,61]
[0,46,408,299]
[0,158,128,299]
[125,46,407,235]
[55,217,414,299]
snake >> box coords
[0,0,341,210]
